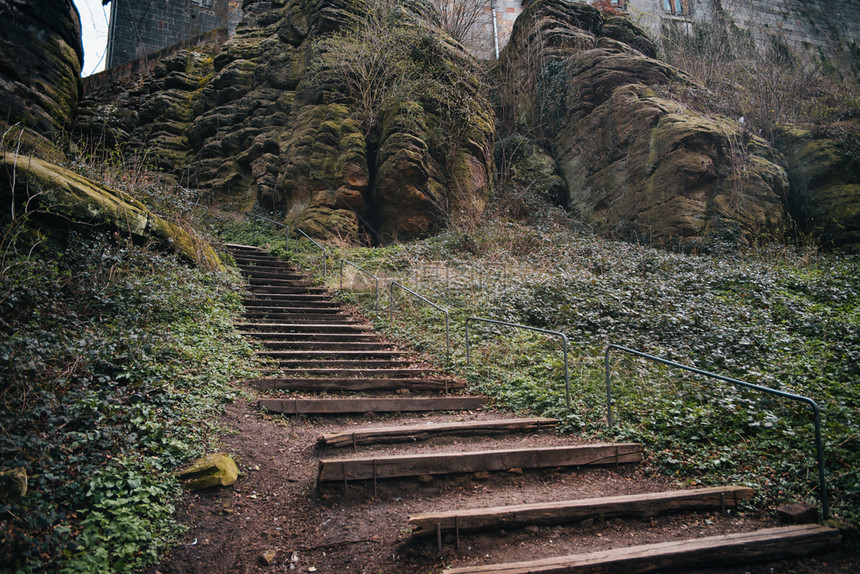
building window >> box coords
[663,0,687,16]
[191,0,214,8]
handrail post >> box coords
[605,346,614,428]
[466,318,471,367]
[561,334,570,410]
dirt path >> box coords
[147,400,857,574]
[147,246,856,574]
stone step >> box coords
[240,270,307,280]
[440,525,841,574]
[409,486,755,538]
[258,396,488,415]
[318,418,559,448]
[250,377,462,392]
[317,443,642,483]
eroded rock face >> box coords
[79,0,495,243]
[497,0,790,246]
[0,0,82,158]
[775,126,860,250]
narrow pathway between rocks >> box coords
[147,245,852,574]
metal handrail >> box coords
[388,282,450,357]
[294,227,327,280]
[465,317,570,410]
[604,344,828,519]
[340,259,380,312]
[253,216,290,251]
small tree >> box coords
[432,0,490,45]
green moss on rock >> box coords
[0,153,222,269]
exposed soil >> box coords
[147,398,858,574]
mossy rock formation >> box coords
[78,0,495,243]
[0,0,82,160]
[495,0,791,247]
[774,126,860,250]
[0,153,222,269]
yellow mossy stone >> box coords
[177,452,239,490]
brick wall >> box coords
[106,0,234,68]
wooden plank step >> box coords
[247,278,316,287]
[409,486,755,537]
[319,418,559,448]
[242,298,341,307]
[224,243,263,251]
[259,341,395,351]
[317,443,642,482]
[440,524,841,574]
[259,396,488,415]
[248,286,328,295]
[261,368,440,377]
[250,377,462,392]
[240,271,307,280]
[241,332,378,341]
[262,360,427,370]
[246,294,333,302]
[235,322,372,333]
[259,350,406,359]
[244,305,341,313]
[244,315,360,324]
[233,257,293,266]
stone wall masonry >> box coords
[85,27,228,97]
[106,0,232,68]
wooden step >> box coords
[244,314,360,324]
[247,278,316,287]
[248,286,328,295]
[261,367,440,377]
[241,305,344,313]
[409,486,755,537]
[242,332,378,341]
[258,350,406,359]
[440,524,841,574]
[242,298,341,307]
[225,243,263,251]
[317,443,641,483]
[235,322,372,333]
[243,292,332,300]
[258,396,488,415]
[258,341,394,351]
[251,377,461,392]
[262,362,431,372]
[319,417,559,448]
[240,270,307,280]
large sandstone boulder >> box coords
[774,126,860,251]
[496,0,790,246]
[79,0,495,243]
[0,0,82,159]
[0,153,222,269]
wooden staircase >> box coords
[226,243,841,573]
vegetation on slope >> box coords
[0,164,258,572]
[233,188,859,527]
